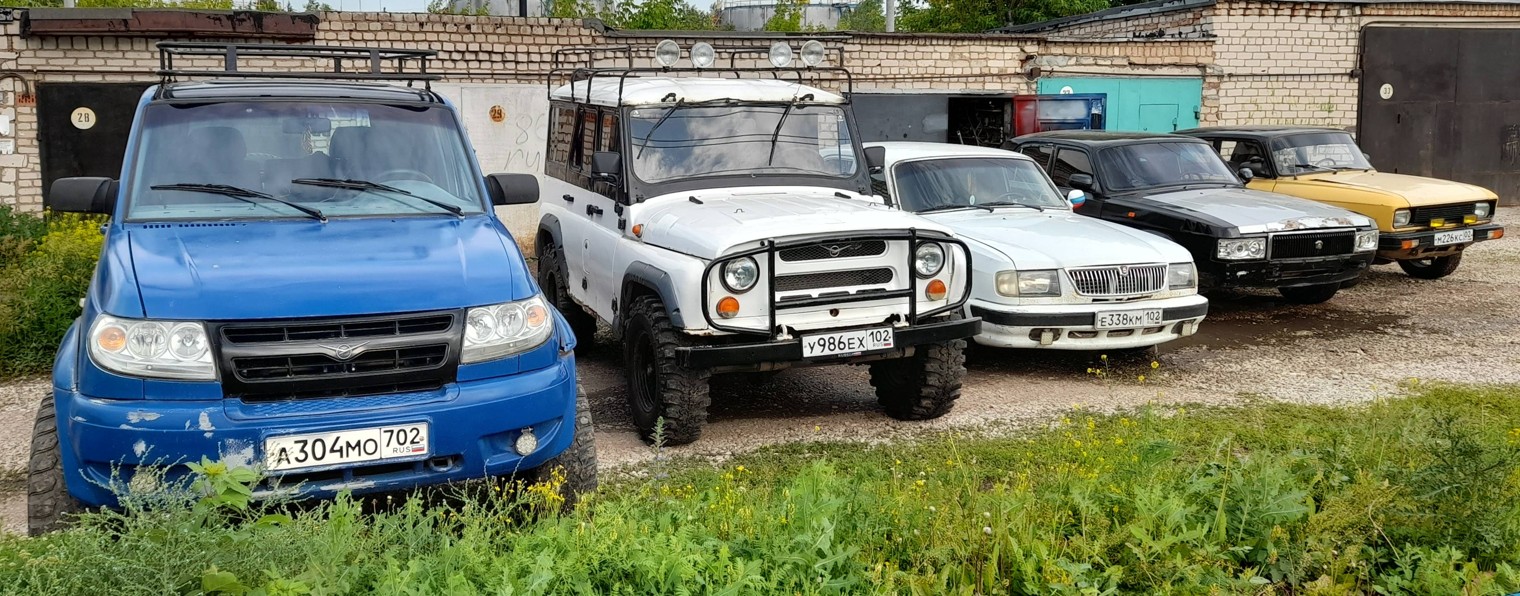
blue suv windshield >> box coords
[125,101,486,221]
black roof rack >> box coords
[157,42,441,88]
[547,42,854,106]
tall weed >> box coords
[0,211,104,377]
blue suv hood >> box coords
[120,216,530,321]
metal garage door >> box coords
[37,82,153,195]
[1359,26,1520,204]
[1037,77,1201,132]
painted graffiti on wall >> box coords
[433,83,550,245]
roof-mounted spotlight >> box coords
[800,40,825,67]
[767,41,793,68]
[654,39,680,68]
[691,42,716,69]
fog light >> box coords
[1431,217,1446,227]
[717,296,740,318]
[1465,215,1478,225]
[925,279,948,301]
[514,428,538,456]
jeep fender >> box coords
[620,262,686,329]
[536,214,567,280]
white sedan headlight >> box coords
[89,315,215,380]
[1392,209,1411,227]
[1216,238,1266,260]
[1475,202,1492,219]
[1354,230,1379,252]
[995,270,1060,296]
[1166,263,1196,289]
[462,295,553,364]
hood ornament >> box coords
[822,243,859,257]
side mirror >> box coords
[47,177,117,215]
[864,146,886,172]
[1237,167,1255,181]
[1362,152,1372,162]
[1068,173,1095,192]
[591,151,622,183]
[1066,189,1087,209]
[485,173,539,206]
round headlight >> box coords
[767,41,793,68]
[914,242,946,278]
[126,322,169,359]
[1476,202,1492,218]
[722,257,759,292]
[465,308,498,343]
[800,40,825,67]
[168,323,209,361]
[495,303,526,338]
[654,39,680,68]
[691,42,716,69]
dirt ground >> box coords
[3,212,1516,535]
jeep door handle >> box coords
[561,194,575,203]
[586,205,604,216]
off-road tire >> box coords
[869,326,966,421]
[1399,254,1463,280]
[538,243,598,349]
[1278,283,1341,305]
[529,385,598,510]
[623,296,711,446]
[28,393,82,536]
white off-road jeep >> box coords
[535,41,980,445]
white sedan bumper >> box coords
[967,294,1209,350]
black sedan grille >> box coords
[222,313,454,344]
[1270,231,1355,260]
[1409,203,1485,228]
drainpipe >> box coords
[884,0,894,31]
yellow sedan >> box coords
[1181,126,1503,279]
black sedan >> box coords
[1005,132,1379,304]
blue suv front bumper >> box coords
[55,354,577,508]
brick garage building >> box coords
[1002,0,1520,203]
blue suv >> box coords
[27,43,596,535]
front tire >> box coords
[1278,283,1340,305]
[623,296,711,446]
[869,328,966,421]
[538,243,599,349]
[1399,254,1463,279]
[528,385,598,511]
[28,393,82,536]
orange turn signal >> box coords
[1493,229,1505,240]
[716,296,740,319]
[631,224,644,238]
[925,279,948,301]
[1126,211,1137,218]
[97,325,126,353]
[1400,239,1419,250]
[525,303,548,328]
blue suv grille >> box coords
[212,311,461,401]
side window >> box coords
[1049,148,1092,188]
[548,105,573,166]
[1019,144,1053,170]
[600,112,620,153]
[1223,139,1270,177]
[572,108,597,172]
[1215,140,1238,162]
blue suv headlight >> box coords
[88,315,216,380]
[462,295,553,363]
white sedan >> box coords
[863,142,1209,351]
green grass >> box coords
[4,385,1520,595]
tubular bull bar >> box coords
[698,229,973,339]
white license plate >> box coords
[264,423,429,472]
[1433,229,1473,246]
[1094,309,1163,329]
[801,327,895,358]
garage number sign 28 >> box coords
[70,106,96,130]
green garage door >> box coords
[1038,77,1202,133]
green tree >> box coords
[897,0,1108,33]
[836,0,884,31]
[426,0,489,14]
[553,0,717,30]
[303,0,335,10]
[762,0,805,31]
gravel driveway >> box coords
[3,212,1515,534]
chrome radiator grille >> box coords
[1067,264,1167,297]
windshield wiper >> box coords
[918,204,985,214]
[1291,163,1332,173]
[766,101,797,166]
[637,100,684,159]
[976,201,1044,212]
[291,178,463,217]
[150,183,326,222]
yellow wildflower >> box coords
[1150,361,1160,369]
